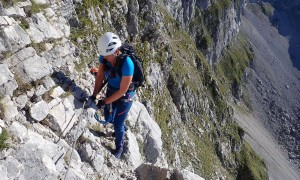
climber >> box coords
[88,32,135,159]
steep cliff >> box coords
[241,0,300,171]
[0,0,269,179]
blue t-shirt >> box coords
[99,55,134,90]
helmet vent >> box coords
[108,42,117,46]
[106,48,113,53]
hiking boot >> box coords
[113,147,123,159]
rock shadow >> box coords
[269,3,300,70]
[52,70,89,110]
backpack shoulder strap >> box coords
[116,54,127,76]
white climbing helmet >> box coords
[97,32,122,56]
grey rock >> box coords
[50,86,65,98]
[13,113,27,124]
[91,154,105,173]
[147,63,164,93]
[127,0,139,36]
[0,64,14,85]
[126,130,142,168]
[11,48,51,84]
[79,143,94,162]
[32,0,47,5]
[44,8,55,18]
[42,40,75,69]
[35,85,47,96]
[4,46,35,68]
[42,76,56,91]
[172,169,205,180]
[7,121,28,143]
[45,98,78,136]
[1,25,31,53]
[14,130,64,180]
[31,13,62,40]
[2,16,15,25]
[135,164,169,180]
[87,7,98,25]
[0,64,18,97]
[54,16,70,37]
[0,95,18,121]
[0,119,5,128]
[15,0,32,8]
[64,118,87,145]
[26,22,45,43]
[0,164,9,180]
[26,88,35,98]
[30,100,49,121]
[0,16,8,25]
[196,0,211,10]
[64,168,85,180]
[2,156,23,180]
[128,101,163,164]
[14,94,28,109]
[2,6,26,17]
[80,129,96,144]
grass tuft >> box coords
[0,128,9,151]
[236,143,268,180]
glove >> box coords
[82,95,96,104]
[96,99,106,109]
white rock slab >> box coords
[30,100,49,121]
[0,95,18,121]
[127,101,163,163]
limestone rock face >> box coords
[30,100,49,121]
[163,0,241,64]
[0,0,249,179]
[44,98,78,136]
[1,25,31,53]
[136,164,204,180]
[0,64,17,96]
[13,130,65,180]
[128,101,164,164]
[0,95,18,121]
[8,47,52,84]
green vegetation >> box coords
[260,2,274,17]
[199,34,213,50]
[13,75,34,96]
[153,91,176,161]
[63,153,70,164]
[19,18,29,30]
[215,34,254,96]
[1,0,20,7]
[0,128,9,151]
[13,78,44,97]
[31,1,49,14]
[0,96,4,120]
[209,0,231,19]
[2,51,12,59]
[31,42,47,53]
[90,122,104,133]
[59,91,72,99]
[236,143,268,180]
[70,0,115,72]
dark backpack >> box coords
[116,43,145,89]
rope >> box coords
[63,101,86,180]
